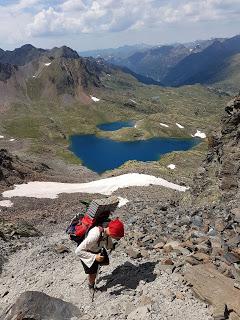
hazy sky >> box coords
[0,0,239,51]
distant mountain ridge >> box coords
[79,44,151,59]
[81,35,240,94]
[162,35,240,88]
[0,44,79,66]
[81,39,223,82]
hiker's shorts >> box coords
[81,260,99,274]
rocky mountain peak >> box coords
[0,44,79,67]
[48,46,79,59]
[0,44,45,66]
[192,95,240,204]
[19,43,36,51]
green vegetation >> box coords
[0,66,230,167]
[107,141,207,185]
[4,116,41,138]
[210,53,240,95]
[56,148,82,165]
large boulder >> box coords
[185,264,240,318]
[0,291,81,320]
[0,149,50,190]
[0,218,41,239]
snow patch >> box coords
[118,197,129,207]
[160,123,169,128]
[0,135,4,139]
[167,164,176,170]
[9,138,15,142]
[176,123,184,129]
[91,96,100,102]
[0,200,13,207]
[44,62,51,66]
[2,173,189,199]
[32,75,36,78]
[191,130,206,139]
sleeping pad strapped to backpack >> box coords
[66,196,119,245]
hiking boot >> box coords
[88,284,100,301]
[88,284,101,291]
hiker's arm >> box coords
[75,228,100,268]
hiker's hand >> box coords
[95,254,105,263]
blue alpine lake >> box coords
[97,121,134,131]
[70,134,199,173]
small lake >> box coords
[97,121,134,131]
[70,134,199,173]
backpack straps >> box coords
[97,226,104,246]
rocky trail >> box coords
[0,196,212,320]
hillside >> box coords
[162,35,240,93]
[0,96,239,320]
[114,45,190,82]
[207,53,240,94]
[82,39,220,83]
[89,36,240,95]
[0,41,239,319]
[0,43,230,169]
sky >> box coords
[0,0,240,51]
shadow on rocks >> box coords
[99,261,157,296]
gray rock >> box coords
[126,247,142,259]
[191,216,203,228]
[0,291,81,320]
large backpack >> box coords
[66,196,119,245]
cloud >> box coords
[25,0,240,37]
[0,0,240,46]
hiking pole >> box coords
[91,243,118,302]
[92,264,101,302]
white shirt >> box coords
[75,227,113,268]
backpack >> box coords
[66,196,119,245]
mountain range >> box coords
[0,41,231,167]
[81,35,240,94]
[0,44,109,109]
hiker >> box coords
[75,218,124,291]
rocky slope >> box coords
[162,35,240,93]
[93,35,240,94]
[111,44,191,83]
[0,44,79,66]
[192,94,240,204]
[0,96,239,319]
[86,39,221,83]
[0,149,50,190]
[0,63,17,82]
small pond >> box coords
[70,134,199,173]
[97,121,134,131]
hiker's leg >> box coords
[88,273,97,286]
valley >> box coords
[0,44,230,177]
[0,40,239,320]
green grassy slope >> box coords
[209,53,240,95]
[0,64,230,167]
